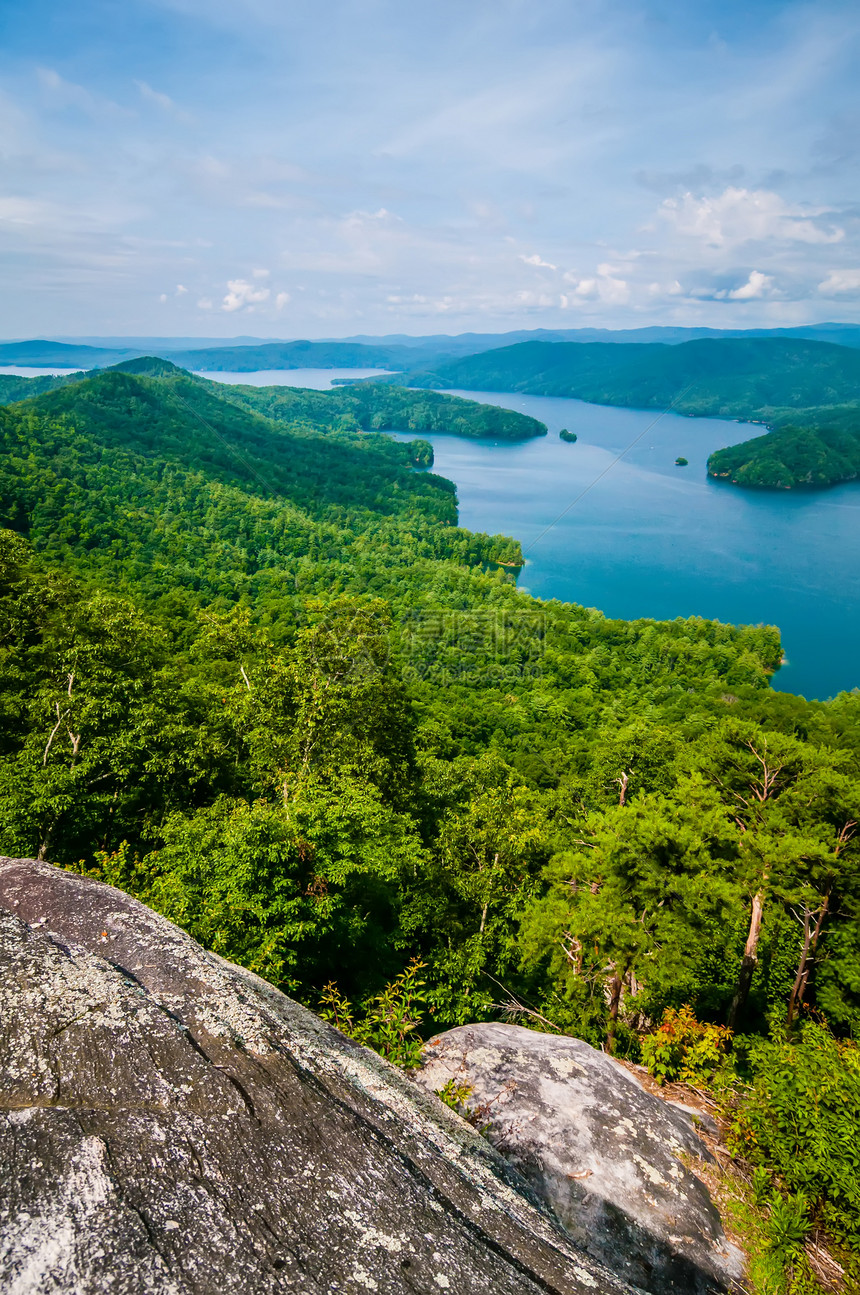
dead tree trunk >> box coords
[786,893,830,1031]
[727,888,765,1031]
[606,967,625,1054]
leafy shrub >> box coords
[641,1005,733,1086]
[732,1023,860,1252]
[764,1191,813,1263]
[436,1078,476,1114]
[319,958,428,1069]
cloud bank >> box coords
[1,0,859,335]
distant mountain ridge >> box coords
[400,336,860,411]
[4,322,860,373]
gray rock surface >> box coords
[415,1024,744,1295]
[0,858,640,1295]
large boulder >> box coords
[415,1023,744,1295]
[0,857,639,1295]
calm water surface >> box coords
[397,389,860,701]
[197,368,392,389]
[0,365,83,377]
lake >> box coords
[198,368,392,389]
[396,389,860,702]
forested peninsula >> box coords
[0,357,546,442]
[398,336,860,489]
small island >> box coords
[559,428,577,443]
[675,456,688,466]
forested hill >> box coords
[403,336,860,413]
[0,370,84,404]
[401,336,860,489]
[707,416,860,489]
[10,365,451,517]
[0,369,529,630]
[0,356,546,443]
[203,372,546,441]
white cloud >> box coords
[221,278,271,311]
[252,267,270,279]
[37,67,128,118]
[818,269,860,295]
[275,291,290,309]
[135,81,173,112]
[197,297,214,310]
[660,187,844,249]
[520,253,557,270]
[175,283,188,295]
[648,280,683,297]
[516,290,555,307]
[727,270,774,300]
[562,265,630,304]
[135,80,194,125]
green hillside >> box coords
[0,371,83,403]
[208,374,547,441]
[402,337,860,488]
[708,416,860,489]
[1,356,546,443]
[405,336,860,412]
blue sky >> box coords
[1,0,859,337]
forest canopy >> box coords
[1,360,859,1282]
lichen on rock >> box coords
[415,1022,745,1295]
[0,858,639,1295]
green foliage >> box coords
[319,958,429,1068]
[520,774,742,1048]
[725,1178,827,1295]
[435,1077,476,1113]
[764,1192,814,1264]
[732,1024,860,1251]
[559,428,577,443]
[640,1006,733,1086]
[87,784,424,993]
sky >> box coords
[1,0,859,339]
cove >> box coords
[395,388,860,702]
[204,368,859,702]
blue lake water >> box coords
[198,368,392,389]
[390,389,860,702]
[0,365,83,377]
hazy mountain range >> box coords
[4,323,860,373]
